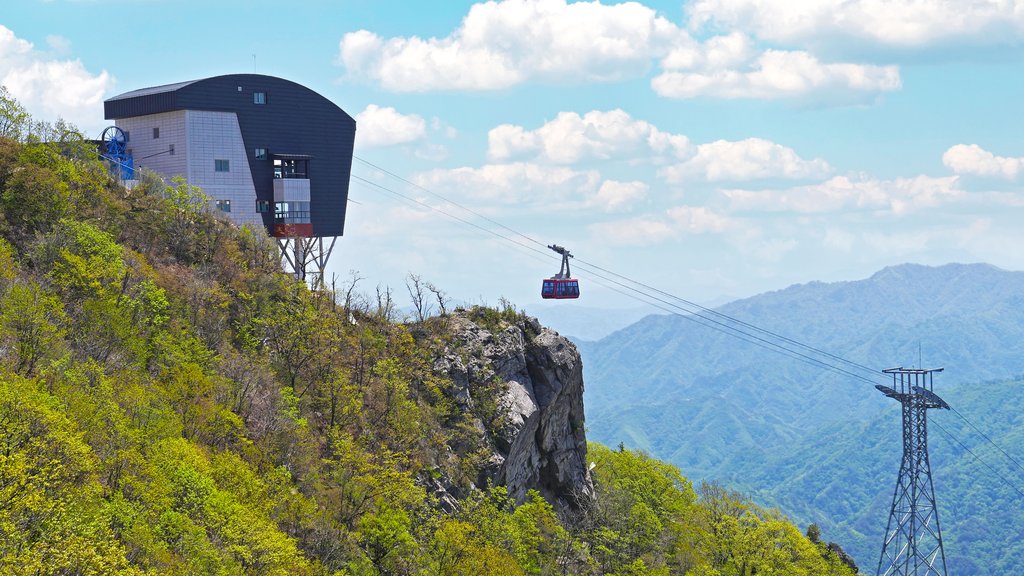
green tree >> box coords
[0,281,68,375]
[0,86,29,140]
[0,374,142,575]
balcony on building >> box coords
[272,155,313,237]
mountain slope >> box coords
[583,263,1024,476]
[745,376,1024,575]
[0,93,854,575]
[581,263,1024,571]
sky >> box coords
[3,0,1024,311]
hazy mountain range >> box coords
[578,263,1024,573]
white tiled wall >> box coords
[116,111,188,180]
[117,109,262,228]
[185,110,260,228]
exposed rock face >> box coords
[826,542,859,574]
[433,311,593,512]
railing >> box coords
[273,171,308,179]
[274,211,311,224]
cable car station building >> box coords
[103,74,356,283]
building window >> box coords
[275,201,311,224]
[169,144,175,155]
[256,200,271,213]
[254,91,266,104]
[152,127,159,139]
[216,199,231,213]
[254,147,267,160]
[215,159,230,172]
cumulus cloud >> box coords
[660,137,829,182]
[412,162,651,212]
[487,108,692,163]
[590,216,676,245]
[943,144,1023,179]
[686,0,1024,48]
[355,104,428,148]
[338,0,904,103]
[0,25,114,132]
[666,205,734,232]
[339,0,683,91]
[412,162,602,204]
[652,43,901,100]
[589,204,735,245]
[587,180,649,212]
[720,174,963,215]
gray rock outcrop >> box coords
[433,311,593,512]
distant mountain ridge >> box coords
[579,262,1024,572]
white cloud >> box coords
[587,180,648,212]
[339,0,683,91]
[943,144,1023,180]
[45,34,71,55]
[0,25,114,132]
[666,205,734,232]
[590,204,735,245]
[338,0,904,103]
[721,174,963,214]
[823,227,855,252]
[660,137,829,182]
[355,104,428,148]
[488,108,692,163]
[736,234,798,262]
[686,0,1024,48]
[652,45,900,100]
[590,216,676,245]
[413,162,602,204]
[414,143,450,162]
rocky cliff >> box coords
[433,309,593,512]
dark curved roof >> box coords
[105,79,202,102]
[104,74,354,124]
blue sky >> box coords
[3,0,1024,310]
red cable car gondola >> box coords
[541,244,580,299]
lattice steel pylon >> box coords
[875,367,950,576]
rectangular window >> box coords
[256,200,271,213]
[254,147,267,160]
[169,144,175,155]
[152,127,159,139]
[253,91,266,104]
[215,159,230,172]
[216,199,231,213]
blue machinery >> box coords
[100,125,134,180]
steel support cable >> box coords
[350,174,554,268]
[354,156,550,251]
[352,174,721,339]
[931,418,1024,501]
[570,260,890,389]
[354,169,915,389]
[949,407,1024,479]
[353,168,1024,494]
[573,256,881,379]
[575,268,905,383]
[354,171,892,389]
[356,155,882,381]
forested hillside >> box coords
[745,375,1024,575]
[580,261,1024,571]
[583,262,1024,479]
[0,90,854,574]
